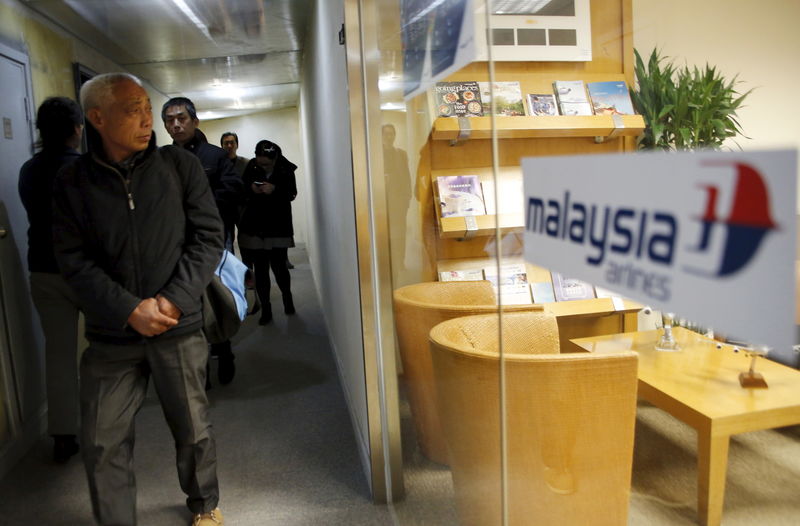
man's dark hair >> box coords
[36,96,83,150]
[161,97,198,122]
[220,132,239,147]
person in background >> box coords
[162,97,240,385]
[220,131,249,178]
[223,131,296,270]
[18,97,84,463]
[52,73,225,526]
[238,140,298,324]
[381,123,411,282]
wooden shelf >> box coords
[543,297,642,318]
[439,213,523,239]
[433,166,526,239]
[431,114,645,141]
[436,257,643,315]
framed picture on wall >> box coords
[72,62,97,152]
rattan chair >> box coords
[429,312,638,526]
[393,281,542,464]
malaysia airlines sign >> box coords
[522,150,797,358]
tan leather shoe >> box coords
[192,507,224,526]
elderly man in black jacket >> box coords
[162,96,240,385]
[52,73,226,526]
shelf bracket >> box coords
[449,117,472,146]
[594,114,626,143]
[459,215,478,240]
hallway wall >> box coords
[0,0,188,478]
[300,0,372,491]
[200,108,308,246]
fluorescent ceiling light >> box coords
[380,102,407,111]
[169,0,213,40]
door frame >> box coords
[0,41,37,477]
[343,0,405,503]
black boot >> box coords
[53,434,79,463]
[283,293,295,315]
[217,342,236,385]
[248,293,261,316]
[259,303,273,325]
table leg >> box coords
[697,430,730,526]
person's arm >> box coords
[213,150,243,210]
[269,159,297,200]
[52,163,144,330]
[158,149,224,315]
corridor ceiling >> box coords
[24,0,314,120]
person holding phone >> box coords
[238,140,298,324]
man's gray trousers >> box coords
[80,329,219,526]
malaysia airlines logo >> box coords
[687,162,778,277]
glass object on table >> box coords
[655,312,680,351]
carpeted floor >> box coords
[628,401,800,525]
[0,248,393,526]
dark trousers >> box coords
[80,330,218,526]
[223,218,236,252]
[240,247,291,307]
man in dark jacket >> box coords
[52,73,226,526]
[162,96,239,385]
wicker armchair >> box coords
[393,281,542,464]
[429,312,638,526]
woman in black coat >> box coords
[238,140,297,324]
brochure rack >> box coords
[413,0,644,345]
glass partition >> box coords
[363,0,798,524]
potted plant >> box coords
[630,48,752,151]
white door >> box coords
[0,43,38,452]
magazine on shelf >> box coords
[526,93,558,116]
[586,81,635,115]
[553,80,589,103]
[439,269,485,282]
[477,82,526,116]
[551,272,596,302]
[436,175,486,218]
[530,281,556,303]
[434,81,484,117]
[559,101,594,116]
[480,177,523,215]
[484,263,532,304]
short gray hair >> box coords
[80,72,143,111]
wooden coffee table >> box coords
[571,327,800,526]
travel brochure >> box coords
[483,264,532,305]
[433,79,635,117]
[436,265,624,307]
[439,268,485,281]
[551,272,596,302]
[436,175,486,218]
[477,81,526,116]
[434,81,484,117]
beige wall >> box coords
[199,108,308,245]
[633,0,800,205]
[633,0,800,150]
